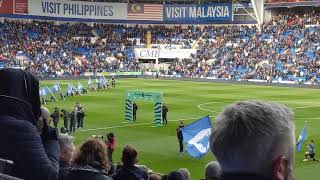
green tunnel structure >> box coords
[125,91,163,126]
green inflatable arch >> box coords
[125,91,163,126]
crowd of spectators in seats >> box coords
[0,22,140,77]
[0,67,296,180]
[0,12,319,83]
[166,11,320,83]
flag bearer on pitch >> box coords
[162,103,168,125]
[176,121,184,154]
[111,76,116,88]
[133,102,138,122]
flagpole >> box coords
[72,84,83,96]
[48,87,58,102]
[78,81,89,95]
[84,86,90,94]
[86,77,92,94]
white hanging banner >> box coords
[28,0,127,20]
[134,48,197,59]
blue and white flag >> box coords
[296,125,307,152]
[103,76,108,85]
[88,77,93,87]
[66,83,74,94]
[51,82,61,93]
[99,76,105,86]
[40,86,51,96]
[77,81,84,92]
[182,116,212,158]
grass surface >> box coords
[41,78,320,180]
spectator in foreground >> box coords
[178,168,190,180]
[149,174,162,180]
[0,68,59,180]
[105,132,116,163]
[36,106,51,134]
[65,139,112,180]
[167,171,185,180]
[210,101,295,180]
[161,175,168,180]
[58,134,75,180]
[112,145,148,180]
[204,161,221,180]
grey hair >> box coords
[210,101,295,177]
[205,161,221,179]
[178,168,191,180]
[58,134,75,152]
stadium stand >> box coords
[0,11,319,83]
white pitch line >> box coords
[78,116,211,132]
[78,101,320,133]
[293,105,320,109]
[197,104,217,113]
[295,117,320,119]
[197,101,320,113]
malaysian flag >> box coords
[128,4,163,21]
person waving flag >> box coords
[182,116,212,158]
[51,82,61,94]
[77,81,84,93]
[296,124,307,152]
[40,86,51,97]
[66,83,74,96]
[88,77,93,87]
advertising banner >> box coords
[134,48,197,59]
[109,72,142,76]
[15,0,28,14]
[0,0,13,14]
[28,0,127,20]
[164,3,232,22]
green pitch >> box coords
[41,78,320,180]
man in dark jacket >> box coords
[176,121,184,154]
[69,110,76,133]
[111,77,116,88]
[112,145,148,180]
[133,102,138,122]
[51,107,60,129]
[0,68,60,180]
[162,104,168,125]
[77,106,85,128]
[60,109,69,130]
[74,103,79,128]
